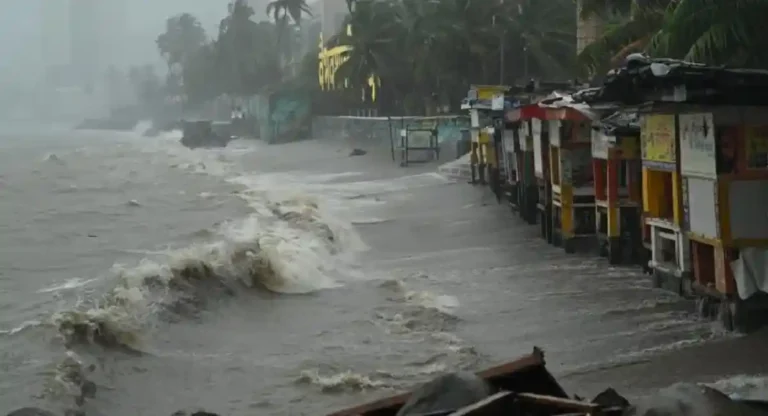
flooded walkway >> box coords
[331,165,738,404]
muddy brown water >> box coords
[0,127,765,415]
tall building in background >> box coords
[69,0,101,89]
[98,0,128,69]
[311,0,346,43]
[68,0,128,89]
[41,0,72,86]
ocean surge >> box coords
[297,369,387,392]
[48,196,354,348]
[16,126,417,409]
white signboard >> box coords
[503,129,516,152]
[549,120,561,146]
[687,177,719,239]
[680,113,717,178]
[491,93,504,110]
[519,123,529,151]
[591,129,609,159]
[532,119,543,175]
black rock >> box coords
[180,120,233,149]
[396,372,491,416]
[625,383,768,416]
[349,148,367,157]
[592,387,629,408]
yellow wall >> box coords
[642,167,680,221]
[561,185,573,237]
[642,168,663,217]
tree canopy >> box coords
[156,13,207,72]
[152,0,768,115]
[577,0,768,75]
[333,0,578,114]
[155,0,309,109]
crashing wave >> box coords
[41,350,98,410]
[379,279,461,317]
[43,153,65,165]
[297,369,386,393]
[44,196,353,357]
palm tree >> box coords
[266,0,313,70]
[498,0,578,80]
[156,13,208,73]
[217,0,281,94]
[577,0,672,75]
[577,0,634,20]
[266,0,313,25]
[648,0,768,67]
[578,0,768,75]
[333,0,576,114]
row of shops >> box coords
[463,55,768,333]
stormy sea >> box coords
[1,122,767,415]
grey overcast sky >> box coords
[0,0,275,78]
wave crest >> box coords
[297,369,386,393]
[47,196,356,356]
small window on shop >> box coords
[745,126,768,169]
[617,160,628,188]
[478,113,493,130]
[716,127,737,174]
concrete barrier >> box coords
[437,153,473,182]
[311,115,470,164]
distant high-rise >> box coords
[69,0,101,88]
[41,0,72,85]
[309,0,347,42]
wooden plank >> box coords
[448,392,516,416]
[447,392,623,416]
[517,392,599,412]
[327,349,547,416]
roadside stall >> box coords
[543,101,598,253]
[676,108,768,331]
[505,104,547,225]
[580,55,768,332]
[590,112,643,264]
[461,85,510,187]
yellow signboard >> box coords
[317,39,380,102]
[744,126,768,169]
[470,85,509,100]
[318,44,351,91]
[641,115,676,165]
[617,136,639,159]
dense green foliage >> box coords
[153,0,768,114]
[155,0,312,109]
[578,0,768,75]
[334,0,578,113]
[154,0,577,113]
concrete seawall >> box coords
[310,115,472,180]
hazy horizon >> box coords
[0,0,279,82]
[0,0,326,122]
